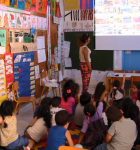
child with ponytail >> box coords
[110,73,126,108]
[0,100,34,150]
[60,87,75,115]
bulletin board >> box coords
[0,13,59,99]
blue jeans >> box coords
[95,143,108,150]
[6,136,29,149]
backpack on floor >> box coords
[81,113,108,150]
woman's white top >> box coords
[79,46,91,62]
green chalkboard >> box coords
[64,32,113,71]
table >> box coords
[106,73,140,91]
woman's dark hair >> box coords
[128,104,140,131]
[0,100,14,128]
[63,87,72,102]
[37,104,52,128]
[63,79,75,89]
[80,91,91,106]
[71,83,80,97]
[96,101,107,112]
[93,82,106,102]
[112,80,120,100]
[84,103,96,117]
[121,97,133,118]
[78,34,90,47]
[41,97,52,106]
[55,110,69,126]
[134,83,140,90]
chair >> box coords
[129,76,140,97]
[39,71,61,103]
[59,146,88,150]
[112,77,126,96]
[12,81,36,115]
[127,70,137,73]
[114,70,125,73]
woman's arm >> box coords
[83,47,91,72]
[65,130,74,147]
[121,73,126,90]
[77,132,85,144]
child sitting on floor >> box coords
[60,87,75,115]
[0,100,34,150]
[63,79,75,90]
[46,110,74,150]
[71,83,80,104]
[93,82,108,106]
[74,91,91,127]
[110,73,126,108]
[77,89,107,147]
[132,83,140,104]
[95,105,137,150]
[33,97,51,118]
[25,104,51,148]
[96,101,108,126]
[50,96,64,126]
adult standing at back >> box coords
[78,34,92,93]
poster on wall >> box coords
[0,11,2,27]
[25,0,31,9]
[22,14,31,28]
[64,0,80,11]
[16,13,22,28]
[9,12,16,28]
[80,0,94,9]
[3,11,9,27]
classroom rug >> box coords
[31,118,81,150]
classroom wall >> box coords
[122,50,140,72]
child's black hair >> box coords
[41,97,52,106]
[93,82,106,102]
[138,91,140,101]
[0,100,14,128]
[63,87,72,102]
[121,97,133,118]
[84,103,96,117]
[55,110,69,126]
[51,96,61,107]
[96,101,107,112]
[134,83,140,90]
[106,106,122,121]
[128,104,140,132]
[80,91,91,106]
[112,80,120,99]
[71,83,79,97]
[63,79,75,89]
[37,104,52,128]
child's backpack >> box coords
[81,113,108,150]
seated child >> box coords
[95,105,137,150]
[71,83,80,104]
[0,100,34,150]
[110,73,126,108]
[132,83,140,104]
[63,79,75,90]
[46,110,74,150]
[33,97,51,118]
[96,101,107,126]
[50,96,64,126]
[60,87,75,115]
[25,104,51,147]
[136,91,140,111]
[74,91,91,127]
[77,89,107,144]
[92,82,108,106]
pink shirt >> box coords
[60,97,75,115]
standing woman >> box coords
[78,34,92,93]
